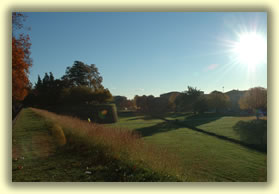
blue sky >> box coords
[21,12,267,99]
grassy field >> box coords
[12,109,267,181]
[12,108,181,182]
[108,111,267,181]
[165,113,266,141]
[164,113,267,149]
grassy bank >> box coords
[12,108,182,182]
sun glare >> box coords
[231,32,267,68]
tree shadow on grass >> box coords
[134,113,267,153]
[233,119,267,151]
[117,111,161,121]
[118,111,142,118]
[135,121,181,137]
[127,115,159,121]
[134,113,222,138]
[163,112,192,118]
[178,113,223,127]
[132,112,223,138]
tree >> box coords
[42,73,50,87]
[27,67,111,107]
[114,96,129,110]
[146,95,155,112]
[208,91,230,113]
[61,86,93,105]
[12,12,32,102]
[239,87,267,112]
[134,95,148,112]
[134,95,170,114]
[167,93,180,112]
[62,61,103,90]
[175,86,204,112]
[49,72,55,83]
[193,96,208,114]
[150,97,169,114]
[35,75,42,90]
[91,88,112,104]
[60,86,112,105]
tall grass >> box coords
[31,108,184,180]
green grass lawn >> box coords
[166,113,267,149]
[196,116,254,139]
[12,109,180,182]
[108,112,165,131]
[196,116,265,141]
[13,109,267,181]
[108,112,267,181]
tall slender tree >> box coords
[12,12,32,102]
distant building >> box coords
[160,91,181,100]
[225,89,247,111]
[159,92,181,112]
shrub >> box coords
[88,104,118,123]
[233,119,267,151]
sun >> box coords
[231,32,267,68]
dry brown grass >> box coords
[50,123,67,146]
[31,108,183,179]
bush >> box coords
[233,119,267,151]
[88,104,118,123]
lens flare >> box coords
[98,109,108,119]
[231,32,267,68]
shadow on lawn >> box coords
[127,115,158,121]
[135,113,267,153]
[135,121,181,137]
[163,112,192,118]
[134,113,221,138]
[118,111,141,118]
[179,113,222,127]
[134,114,220,137]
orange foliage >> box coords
[12,28,32,101]
[239,87,267,110]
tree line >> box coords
[114,86,267,116]
[24,61,112,107]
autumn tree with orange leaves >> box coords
[12,13,32,102]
